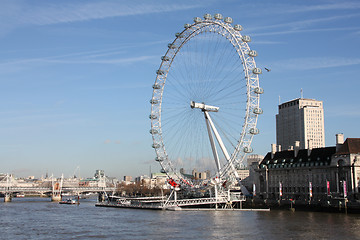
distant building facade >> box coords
[276,98,325,150]
[244,154,264,190]
[123,176,132,182]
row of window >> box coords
[269,186,326,194]
[264,161,329,169]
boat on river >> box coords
[59,198,79,205]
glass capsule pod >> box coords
[149,114,157,120]
[149,129,158,134]
[253,107,263,114]
[203,13,212,20]
[248,50,258,57]
[254,87,264,94]
[249,128,260,135]
[150,99,159,104]
[161,56,170,61]
[234,24,243,31]
[152,84,161,89]
[160,169,166,173]
[243,146,253,153]
[168,43,176,49]
[155,157,163,162]
[152,143,160,149]
[242,35,251,42]
[194,17,202,23]
[156,69,165,75]
[184,23,191,29]
[175,32,182,38]
[224,17,233,23]
[214,13,223,20]
[252,68,262,74]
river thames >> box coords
[1,198,360,240]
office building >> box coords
[276,98,325,150]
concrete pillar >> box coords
[51,194,62,202]
[4,193,11,202]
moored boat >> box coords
[59,198,79,205]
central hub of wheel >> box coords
[190,101,219,112]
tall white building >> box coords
[276,98,325,150]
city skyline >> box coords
[0,0,360,179]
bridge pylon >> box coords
[4,174,12,202]
[51,174,63,201]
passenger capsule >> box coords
[224,17,233,23]
[243,146,253,153]
[161,56,170,61]
[253,107,263,114]
[168,43,176,49]
[214,13,223,20]
[252,68,262,74]
[184,23,191,29]
[160,169,166,173]
[149,114,157,120]
[149,129,158,134]
[150,99,159,104]
[194,17,202,23]
[254,87,264,94]
[175,32,182,38]
[242,35,251,42]
[249,128,260,135]
[203,13,212,20]
[152,84,161,89]
[152,143,160,149]
[234,24,243,31]
[156,69,165,75]
[155,157,163,162]
[248,50,258,57]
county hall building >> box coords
[255,98,360,201]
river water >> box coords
[1,198,360,240]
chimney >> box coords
[277,145,282,152]
[294,141,300,157]
[336,133,344,152]
[307,139,312,155]
[271,143,276,158]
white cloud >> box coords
[251,14,360,32]
[271,57,360,70]
[104,139,111,144]
[283,2,360,13]
[2,1,201,27]
[252,27,360,37]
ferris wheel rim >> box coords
[150,14,262,186]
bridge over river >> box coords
[0,186,116,202]
[0,174,116,202]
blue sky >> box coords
[0,0,359,179]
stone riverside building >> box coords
[255,135,360,201]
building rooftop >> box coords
[335,138,360,155]
[260,147,336,167]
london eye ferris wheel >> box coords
[150,13,263,189]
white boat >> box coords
[59,198,79,205]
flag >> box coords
[309,182,312,198]
[326,180,330,196]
